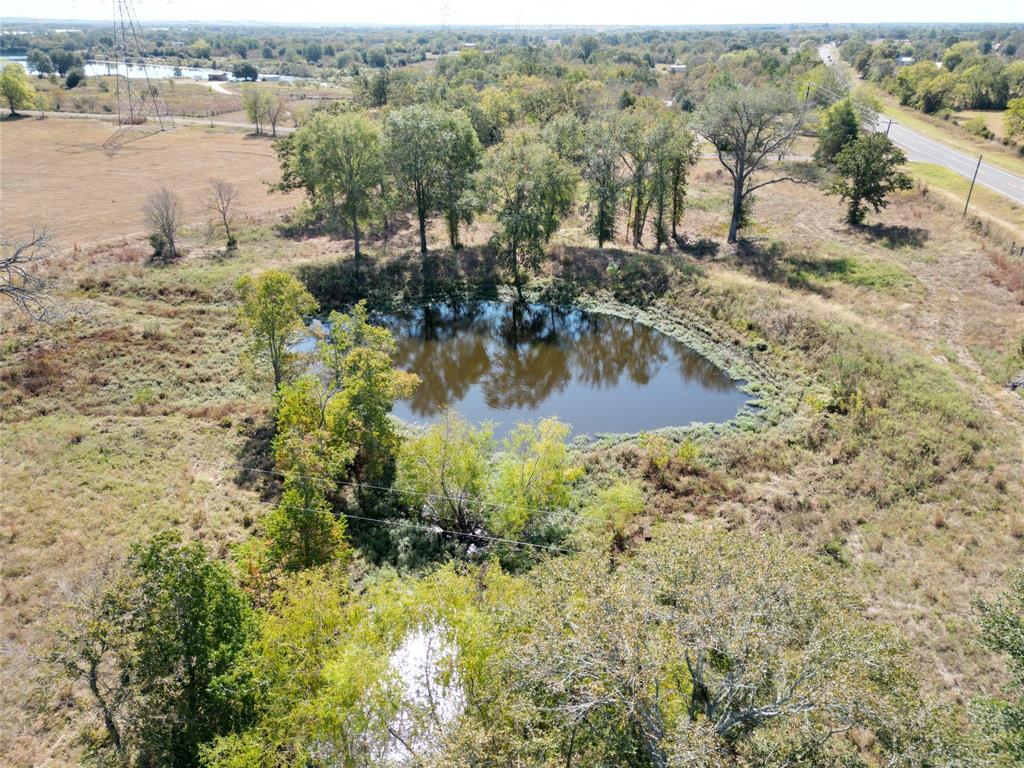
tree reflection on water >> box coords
[386,301,745,432]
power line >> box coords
[262,499,573,554]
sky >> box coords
[1,0,1020,26]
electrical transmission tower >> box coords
[104,0,173,152]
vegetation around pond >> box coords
[1,19,1023,768]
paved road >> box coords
[818,44,1024,205]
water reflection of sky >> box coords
[328,301,750,436]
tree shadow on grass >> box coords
[734,238,831,296]
[232,413,279,502]
[856,223,929,249]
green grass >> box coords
[909,162,1024,241]
[792,256,912,290]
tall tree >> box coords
[828,133,913,225]
[278,111,384,258]
[437,110,482,249]
[582,120,625,248]
[242,88,271,134]
[314,301,419,490]
[477,136,577,297]
[648,112,698,252]
[206,178,239,249]
[696,85,807,243]
[384,105,480,254]
[618,109,658,247]
[142,187,184,261]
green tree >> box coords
[488,417,575,538]
[236,269,318,390]
[242,88,271,134]
[384,105,481,254]
[437,111,482,249]
[316,300,419,488]
[648,112,698,251]
[26,49,53,76]
[582,120,625,248]
[1,63,35,116]
[829,133,913,225]
[1005,97,1024,140]
[396,410,493,535]
[278,111,384,257]
[268,375,354,570]
[50,533,253,768]
[477,136,577,297]
[481,525,946,767]
[696,84,806,243]
[815,97,860,166]
[233,62,259,81]
[976,569,1024,763]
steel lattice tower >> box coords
[104,0,173,151]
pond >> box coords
[306,302,751,436]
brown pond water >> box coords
[366,302,750,436]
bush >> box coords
[64,68,85,89]
[607,253,670,305]
[964,116,994,140]
[148,232,168,259]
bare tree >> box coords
[207,178,239,249]
[696,85,808,243]
[142,187,184,261]
[1,229,55,320]
[267,94,288,137]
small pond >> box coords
[306,302,751,436]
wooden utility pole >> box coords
[963,155,983,216]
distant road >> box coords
[26,110,295,135]
[818,44,1024,205]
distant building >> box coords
[896,56,915,67]
[668,63,687,74]
[208,72,229,81]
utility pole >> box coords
[885,119,893,137]
[963,155,983,216]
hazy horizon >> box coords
[1,0,1020,27]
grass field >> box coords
[0,117,298,245]
[2,121,1024,765]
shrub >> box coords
[964,116,994,140]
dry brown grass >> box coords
[0,117,297,246]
